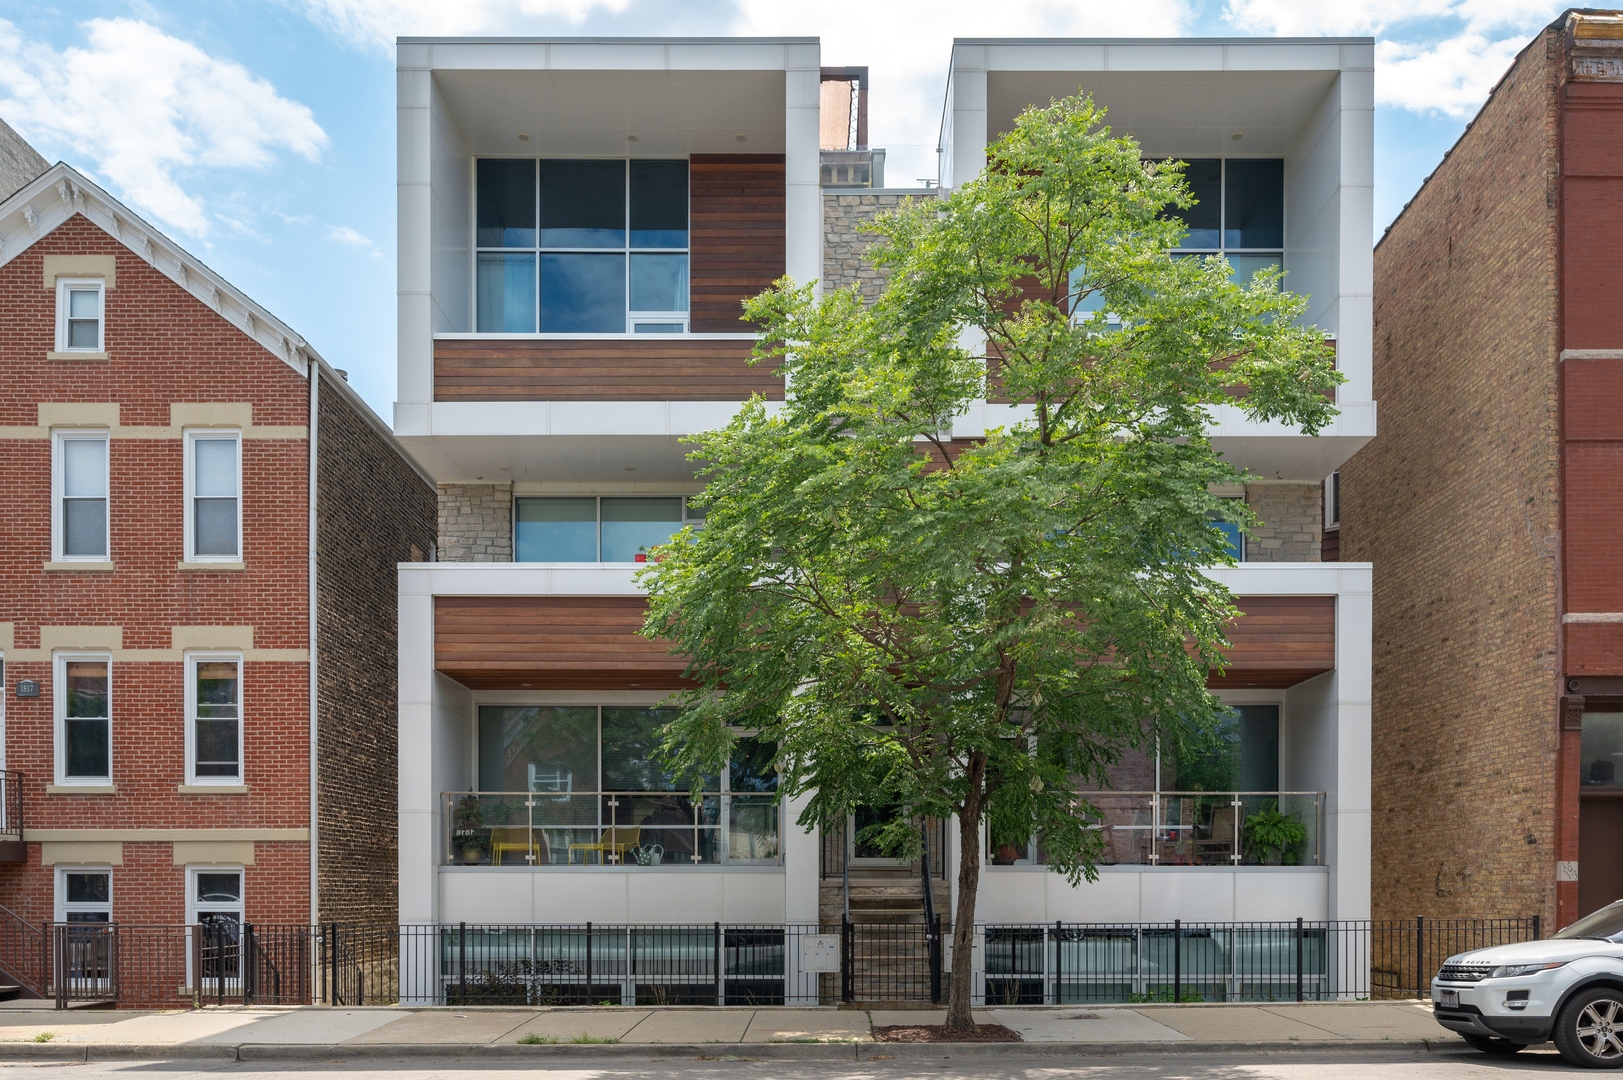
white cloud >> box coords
[0,18,327,236]
[732,0,1194,184]
[282,0,634,49]
[1224,0,1565,118]
[326,223,382,255]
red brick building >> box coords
[1341,9,1623,928]
[0,157,436,993]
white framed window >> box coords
[55,866,113,924]
[55,653,111,785]
[1324,470,1341,530]
[186,654,242,785]
[52,431,109,561]
[55,278,105,353]
[184,431,241,561]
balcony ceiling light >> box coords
[735,133,748,142]
[517,133,530,142]
[626,133,640,142]
[1231,132,1244,140]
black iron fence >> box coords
[3,916,1541,1009]
[981,917,1542,1005]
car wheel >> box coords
[1462,1033,1527,1055]
[1555,987,1623,1068]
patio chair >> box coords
[490,826,548,866]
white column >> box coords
[784,42,823,296]
[396,45,435,409]
[1330,565,1373,922]
[949,49,988,191]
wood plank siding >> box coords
[433,336,782,402]
[689,154,786,333]
[1208,595,1336,689]
[435,594,1335,692]
[435,596,691,690]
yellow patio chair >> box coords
[489,826,548,866]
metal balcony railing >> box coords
[441,791,782,868]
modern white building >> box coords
[393,34,1375,1005]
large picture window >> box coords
[461,705,778,867]
[1163,158,1284,285]
[514,496,704,563]
[475,158,689,334]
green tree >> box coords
[641,93,1341,1030]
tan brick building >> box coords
[1341,10,1623,928]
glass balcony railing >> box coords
[988,791,1324,868]
[442,791,781,868]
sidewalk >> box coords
[0,1000,1464,1060]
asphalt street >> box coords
[0,1048,1591,1079]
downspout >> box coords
[308,360,321,926]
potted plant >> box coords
[452,795,489,864]
[1242,805,1307,866]
[634,546,648,563]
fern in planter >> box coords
[1242,804,1307,865]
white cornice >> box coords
[0,163,321,377]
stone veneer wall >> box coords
[438,483,513,562]
[1244,483,1322,562]
[823,191,940,301]
[1341,29,1561,925]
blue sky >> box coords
[0,0,1570,418]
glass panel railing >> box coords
[986,792,1324,868]
[442,792,781,868]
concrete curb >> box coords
[0,1037,1475,1062]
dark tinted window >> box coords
[476,159,536,248]
[540,253,625,332]
[1225,159,1284,249]
[1168,158,1221,249]
[630,160,688,248]
[66,872,110,904]
[539,160,625,248]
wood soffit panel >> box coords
[434,593,1336,691]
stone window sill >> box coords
[46,784,118,795]
[176,784,248,794]
[177,561,246,571]
[46,351,110,361]
[43,561,115,572]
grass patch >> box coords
[569,1034,620,1044]
[33,1033,55,1043]
[517,1033,557,1045]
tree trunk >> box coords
[944,752,986,1031]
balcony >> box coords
[0,770,22,862]
[989,791,1324,869]
[442,791,782,869]
[432,334,778,403]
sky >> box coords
[0,0,1574,418]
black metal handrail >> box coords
[919,821,941,1003]
[0,768,22,840]
[0,902,44,997]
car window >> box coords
[1553,900,1623,942]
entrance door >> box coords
[850,802,907,866]
[1579,712,1623,917]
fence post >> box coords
[841,914,853,1004]
[714,922,723,1007]
[458,922,467,1006]
[584,921,593,1004]
[1533,914,1542,941]
[1295,917,1304,1002]
[244,923,256,1006]
[329,923,339,1006]
[55,926,67,1011]
[929,914,942,1005]
[1054,921,1064,1006]
[1173,919,1181,1004]
[1415,916,1425,1001]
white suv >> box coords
[1433,899,1623,1067]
